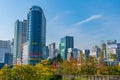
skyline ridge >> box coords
[0,0,120,49]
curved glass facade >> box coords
[28,6,46,65]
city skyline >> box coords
[0,0,120,49]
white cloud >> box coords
[73,14,103,26]
[48,11,71,24]
[49,15,59,23]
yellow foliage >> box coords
[41,60,49,65]
[97,69,101,75]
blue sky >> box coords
[0,0,120,49]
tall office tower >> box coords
[59,36,74,60]
[13,20,28,64]
[49,43,56,58]
[28,6,46,65]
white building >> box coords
[107,40,120,62]
[22,42,28,64]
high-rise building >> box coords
[49,43,56,58]
[59,36,74,60]
[13,20,28,64]
[28,6,46,65]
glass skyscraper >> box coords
[59,36,74,60]
[28,6,46,65]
